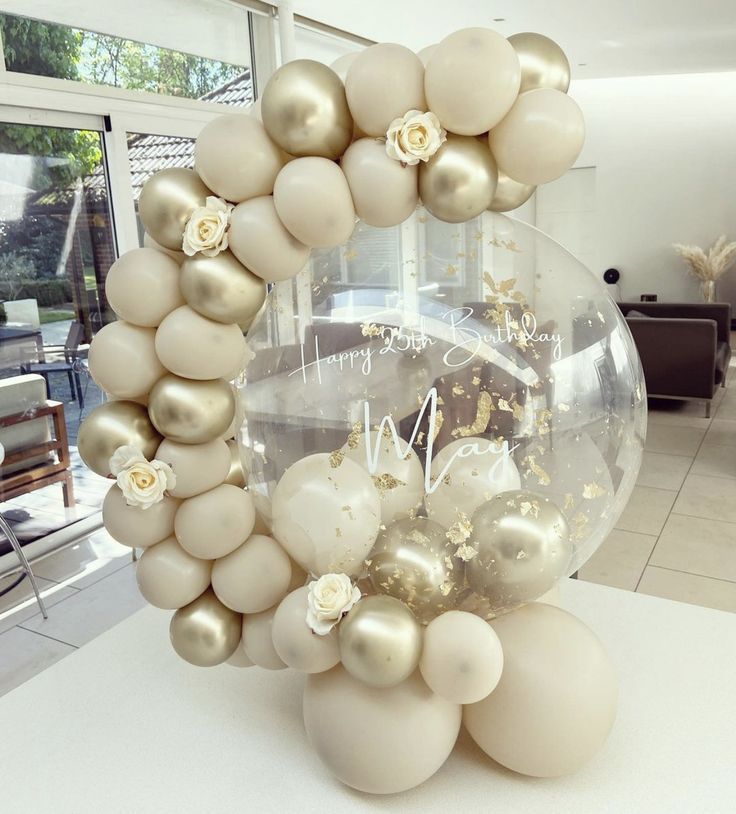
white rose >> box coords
[182,195,233,257]
[109,446,177,510]
[385,110,447,165]
[306,573,362,635]
[109,444,146,477]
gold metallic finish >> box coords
[223,439,246,487]
[508,32,571,94]
[489,170,537,213]
[169,588,241,667]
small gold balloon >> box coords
[367,517,463,623]
[148,374,235,444]
[508,32,571,94]
[489,170,536,213]
[139,168,212,251]
[262,59,353,160]
[419,135,498,223]
[338,595,422,688]
[78,401,162,477]
[223,439,246,487]
[169,588,241,667]
[466,490,572,613]
[180,250,267,327]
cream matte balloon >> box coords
[148,374,235,444]
[489,169,536,212]
[340,138,418,228]
[136,535,212,609]
[88,321,165,400]
[78,401,162,477]
[420,611,503,704]
[508,32,571,94]
[226,640,255,667]
[223,439,246,487]
[219,384,245,440]
[194,113,283,202]
[419,135,498,223]
[211,534,292,613]
[154,306,247,381]
[139,168,212,251]
[489,88,585,185]
[272,586,340,673]
[425,436,521,528]
[175,484,255,560]
[464,602,618,777]
[273,158,356,249]
[345,43,426,137]
[169,588,241,667]
[228,196,310,283]
[304,666,461,794]
[339,595,422,688]
[329,51,359,83]
[271,453,381,576]
[417,44,437,66]
[105,248,184,327]
[241,605,287,670]
[425,28,521,135]
[155,438,230,498]
[102,484,179,548]
[143,232,185,265]
[262,60,352,160]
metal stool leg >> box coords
[0,515,48,619]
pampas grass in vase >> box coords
[673,236,736,302]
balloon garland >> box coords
[78,28,627,795]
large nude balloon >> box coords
[102,484,179,548]
[417,44,437,66]
[155,438,231,499]
[241,605,287,670]
[272,586,340,673]
[330,51,359,83]
[88,321,164,400]
[175,484,255,559]
[139,168,212,251]
[136,535,212,609]
[304,666,461,794]
[489,88,585,185]
[463,602,618,777]
[143,232,185,265]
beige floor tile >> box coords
[636,451,693,491]
[614,485,676,536]
[647,404,713,429]
[673,473,736,523]
[714,392,736,421]
[578,529,657,590]
[690,444,736,480]
[637,566,736,613]
[644,424,706,457]
[651,514,736,582]
[0,626,76,697]
[703,418,736,446]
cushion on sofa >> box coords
[715,341,730,384]
[625,309,653,318]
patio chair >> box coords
[20,321,86,407]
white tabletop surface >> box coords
[1,579,735,814]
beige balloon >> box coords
[155,438,230,498]
[175,484,255,559]
[508,32,571,94]
[304,666,461,794]
[136,535,212,609]
[139,168,212,251]
[419,135,498,223]
[105,247,184,327]
[226,640,255,668]
[425,28,521,135]
[219,383,245,440]
[78,401,162,477]
[154,306,247,381]
[102,484,179,548]
[228,196,310,283]
[273,158,356,248]
[143,232,185,265]
[88,321,165,400]
[262,59,353,160]
[241,605,287,670]
[272,586,340,673]
[169,588,241,667]
[420,611,503,704]
[194,113,284,202]
[340,138,418,228]
[464,602,618,777]
[223,439,246,487]
[148,374,235,444]
[211,534,292,613]
[345,43,426,137]
[489,169,536,212]
[417,44,437,66]
[489,88,585,185]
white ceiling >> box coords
[285,0,736,79]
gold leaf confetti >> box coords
[452,383,465,396]
[455,543,479,562]
[564,493,575,510]
[328,449,344,468]
[361,322,382,338]
[346,422,363,449]
[446,513,473,545]
[583,482,607,499]
[451,391,492,438]
[446,263,458,276]
[372,473,407,494]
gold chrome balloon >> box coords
[138,168,212,251]
[508,32,571,94]
[419,135,498,223]
[180,250,267,327]
[262,59,353,160]
[367,517,463,623]
[338,595,422,688]
[466,490,571,612]
[489,170,536,213]
[169,588,241,667]
[223,439,246,487]
[78,401,162,477]
[148,374,235,444]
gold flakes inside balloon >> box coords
[329,449,345,468]
[454,543,479,562]
[451,391,492,438]
[446,512,472,545]
[345,421,363,449]
[582,482,607,499]
[372,473,407,494]
[452,383,465,396]
[361,322,383,338]
[522,455,551,486]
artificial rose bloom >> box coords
[182,195,233,257]
[109,446,176,510]
[385,109,447,165]
[306,573,362,635]
[109,444,146,477]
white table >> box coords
[1,580,735,813]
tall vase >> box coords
[701,279,716,303]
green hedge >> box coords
[0,278,73,306]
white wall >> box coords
[570,71,736,305]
